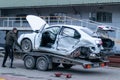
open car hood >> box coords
[26,15,49,31]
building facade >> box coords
[0,0,120,50]
[0,0,120,27]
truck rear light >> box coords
[100,63,105,67]
[84,64,91,69]
[104,62,108,66]
[100,40,103,45]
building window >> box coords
[49,13,66,22]
[96,12,112,23]
[49,14,57,22]
[16,14,27,23]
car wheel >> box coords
[21,39,32,52]
[36,57,49,71]
[24,56,35,69]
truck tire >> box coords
[62,64,73,69]
[21,39,32,52]
[24,56,35,69]
[36,57,49,71]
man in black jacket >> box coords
[2,28,21,68]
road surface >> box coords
[0,54,120,80]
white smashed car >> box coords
[18,15,103,59]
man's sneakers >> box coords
[1,65,16,68]
[9,66,16,68]
[1,65,6,67]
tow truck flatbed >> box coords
[0,49,109,71]
[19,51,108,70]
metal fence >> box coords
[1,16,120,50]
[0,16,119,37]
[0,16,103,30]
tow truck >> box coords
[0,15,109,71]
[9,49,108,71]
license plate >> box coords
[93,63,100,67]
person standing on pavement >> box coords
[2,28,21,68]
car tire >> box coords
[21,39,32,52]
[24,56,35,69]
[36,57,49,71]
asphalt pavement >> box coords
[0,53,120,80]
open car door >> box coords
[57,27,81,55]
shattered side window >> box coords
[62,28,75,37]
[61,27,81,39]
[45,26,60,35]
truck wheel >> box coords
[36,57,49,71]
[21,39,32,52]
[24,56,35,69]
[62,64,73,69]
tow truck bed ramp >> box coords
[21,51,109,70]
[0,50,109,70]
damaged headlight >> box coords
[89,53,97,59]
[95,40,103,45]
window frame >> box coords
[61,26,81,39]
[44,26,61,35]
[96,12,112,23]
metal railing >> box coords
[0,17,29,27]
[0,16,120,32]
[1,16,120,48]
[0,16,104,29]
